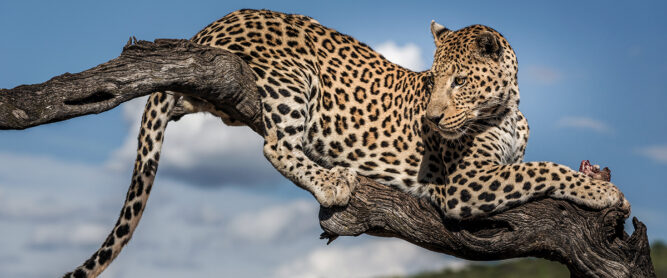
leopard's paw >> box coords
[598,183,631,217]
[315,166,358,207]
[612,190,631,218]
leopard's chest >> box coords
[470,111,524,165]
[495,113,523,164]
[494,132,522,164]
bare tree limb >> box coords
[0,39,655,278]
[319,176,655,278]
[0,39,262,134]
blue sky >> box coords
[1,1,666,277]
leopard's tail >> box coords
[64,92,176,278]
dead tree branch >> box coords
[0,39,655,278]
[319,176,654,278]
[0,39,261,133]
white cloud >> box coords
[0,151,310,277]
[375,41,427,71]
[30,223,108,249]
[0,152,123,222]
[274,239,464,278]
[107,97,282,186]
[524,65,562,84]
[0,152,126,276]
[179,204,227,226]
[557,116,612,133]
[0,151,471,278]
[635,145,667,164]
[0,195,77,221]
[227,200,319,242]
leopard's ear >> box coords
[430,20,450,42]
[475,32,503,62]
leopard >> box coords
[63,9,629,278]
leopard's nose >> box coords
[426,114,443,124]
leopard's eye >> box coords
[453,76,466,87]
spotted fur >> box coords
[64,9,629,277]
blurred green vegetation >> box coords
[654,241,667,278]
[402,241,666,278]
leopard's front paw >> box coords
[314,166,358,207]
[620,197,631,218]
[613,191,631,218]
[600,184,631,217]
[578,160,630,216]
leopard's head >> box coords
[425,22,519,139]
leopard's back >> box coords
[192,9,436,190]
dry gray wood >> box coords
[0,38,262,134]
[0,39,656,278]
[319,176,654,278]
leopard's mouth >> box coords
[426,117,468,139]
[437,125,469,139]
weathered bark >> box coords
[319,177,654,278]
[0,39,655,278]
[0,38,262,134]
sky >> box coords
[1,0,666,277]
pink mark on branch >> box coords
[579,160,611,182]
